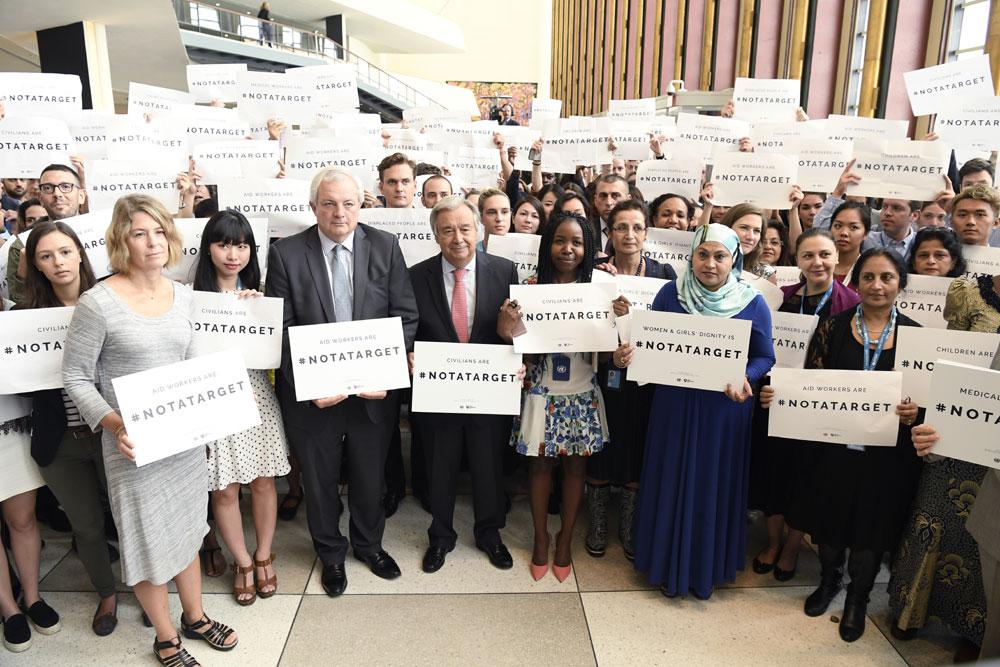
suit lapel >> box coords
[352,225,369,318]
[428,255,459,342]
[305,227,335,322]
[469,252,493,341]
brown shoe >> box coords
[254,553,278,598]
[231,561,256,606]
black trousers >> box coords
[385,392,428,500]
[421,416,508,549]
[286,397,393,566]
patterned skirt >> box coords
[510,374,609,458]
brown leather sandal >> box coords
[254,552,278,598]
[231,561,256,606]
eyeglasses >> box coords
[38,182,80,195]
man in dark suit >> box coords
[591,174,631,255]
[266,167,418,596]
[409,195,520,574]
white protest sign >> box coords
[676,113,748,163]
[614,274,669,311]
[774,265,803,288]
[895,273,952,328]
[610,120,657,161]
[192,140,281,184]
[236,71,315,125]
[87,160,181,213]
[283,135,379,190]
[750,121,809,154]
[62,210,113,278]
[826,115,909,143]
[0,307,74,392]
[935,97,1000,151]
[411,342,522,415]
[768,368,903,446]
[286,64,359,111]
[0,73,82,117]
[895,326,1000,406]
[770,311,819,369]
[509,283,618,353]
[173,105,249,149]
[164,217,269,284]
[402,107,468,132]
[847,139,951,201]
[359,208,438,267]
[796,139,854,193]
[114,350,260,467]
[711,152,797,209]
[287,316,409,400]
[191,292,283,370]
[439,121,499,150]
[963,244,1000,280]
[217,178,313,238]
[608,98,656,121]
[635,159,702,201]
[127,82,194,116]
[313,111,382,137]
[186,63,247,103]
[642,227,693,277]
[446,146,500,189]
[503,126,544,171]
[106,115,187,160]
[627,309,751,391]
[486,233,540,283]
[903,54,993,117]
[65,110,115,161]
[928,360,1000,468]
[743,272,786,310]
[732,78,800,122]
[0,117,73,178]
[530,98,562,128]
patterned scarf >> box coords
[677,223,758,317]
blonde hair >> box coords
[476,187,509,215]
[106,194,183,274]
[952,184,1000,217]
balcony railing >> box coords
[173,0,445,110]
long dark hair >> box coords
[764,220,792,266]
[907,226,966,278]
[536,213,595,285]
[510,195,547,234]
[22,220,97,309]
[193,210,261,292]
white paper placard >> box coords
[825,115,909,143]
[539,130,613,173]
[217,178,313,238]
[164,217,269,283]
[750,121,810,153]
[614,274,669,311]
[191,292,283,370]
[0,73,82,117]
[894,326,1000,406]
[610,120,655,161]
[106,116,187,161]
[895,273,952,328]
[236,71,315,125]
[903,54,994,117]
[114,350,260,467]
[935,97,1000,151]
[358,208,438,267]
[743,272,786,310]
[286,64,359,111]
[928,360,1000,468]
[486,232,541,283]
[642,227,693,277]
[509,283,618,353]
[608,98,656,121]
[530,98,562,127]
[773,265,803,288]
[847,139,951,201]
[711,152,798,209]
[313,111,382,137]
[65,110,115,161]
[768,368,903,446]
[0,307,74,392]
[627,309,751,391]
[732,78,800,122]
[635,159,702,201]
[62,210,113,278]
[191,140,281,185]
[676,113,748,163]
[0,116,74,178]
[283,135,379,190]
[172,106,249,149]
[796,139,854,193]
[127,82,195,116]
[87,159,181,213]
[287,316,409,400]
[505,126,545,171]
[186,63,247,103]
[963,244,1000,280]
[411,341,522,415]
[770,311,819,369]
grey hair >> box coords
[429,194,482,240]
[309,168,363,205]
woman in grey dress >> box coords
[63,194,238,666]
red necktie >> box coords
[451,268,469,343]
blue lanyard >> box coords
[800,283,834,315]
[854,304,896,371]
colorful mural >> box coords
[446,81,538,126]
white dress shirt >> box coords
[318,227,355,303]
[442,255,476,329]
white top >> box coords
[442,255,476,328]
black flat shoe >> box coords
[355,550,401,580]
[422,546,449,574]
[752,556,775,574]
[92,596,118,637]
[321,563,347,597]
[2,613,31,653]
[478,542,513,570]
[277,492,303,521]
[773,559,798,582]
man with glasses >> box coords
[38,164,86,221]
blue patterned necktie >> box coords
[331,244,353,322]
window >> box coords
[948,0,990,61]
[187,2,220,32]
[844,0,870,115]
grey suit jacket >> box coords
[966,341,1000,559]
[265,222,419,426]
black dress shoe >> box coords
[751,556,774,575]
[838,594,868,642]
[355,550,401,580]
[321,563,348,597]
[773,559,798,582]
[421,546,450,573]
[383,492,402,519]
[478,542,513,570]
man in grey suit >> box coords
[266,168,418,596]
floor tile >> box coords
[867,586,963,666]
[37,528,73,581]
[280,593,596,667]
[582,588,907,666]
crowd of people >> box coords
[0,86,999,667]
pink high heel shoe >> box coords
[553,531,573,583]
[530,533,551,581]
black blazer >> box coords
[265,223,419,425]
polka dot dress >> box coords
[206,369,290,490]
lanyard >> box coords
[854,304,896,371]
[800,283,834,315]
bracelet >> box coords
[114,425,127,438]
[531,160,541,166]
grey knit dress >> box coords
[62,281,209,586]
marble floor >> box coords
[10,486,967,666]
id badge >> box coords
[846,444,866,452]
[551,354,571,382]
[606,369,622,390]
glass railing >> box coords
[173,0,445,109]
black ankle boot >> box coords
[839,592,868,642]
[804,545,844,617]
